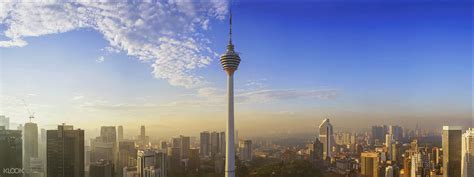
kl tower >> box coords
[220,8,240,177]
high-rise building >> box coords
[220,8,241,177]
[461,128,473,177]
[39,128,47,174]
[100,126,117,143]
[139,125,149,146]
[442,126,462,177]
[180,136,190,159]
[219,132,226,155]
[188,148,200,172]
[137,150,168,177]
[118,125,124,141]
[239,140,252,161]
[47,124,84,177]
[319,119,334,160]
[91,126,117,168]
[200,131,210,157]
[141,126,145,139]
[210,132,219,157]
[309,138,323,161]
[0,115,10,129]
[361,152,380,177]
[168,147,181,173]
[118,141,137,177]
[372,125,387,146]
[155,152,168,177]
[137,150,155,177]
[24,122,39,176]
[389,125,403,141]
[141,152,168,177]
[385,134,393,161]
[0,126,22,177]
[90,159,114,177]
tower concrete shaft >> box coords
[225,72,235,177]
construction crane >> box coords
[22,99,35,123]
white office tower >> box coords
[462,128,473,177]
[319,119,334,160]
[220,7,241,177]
[385,166,394,177]
[386,134,393,161]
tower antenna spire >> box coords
[229,5,233,45]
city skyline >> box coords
[1,0,472,138]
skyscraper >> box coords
[319,119,334,160]
[118,125,124,141]
[210,131,219,157]
[388,125,403,141]
[219,132,226,155]
[91,126,117,171]
[239,140,252,161]
[385,134,393,161]
[39,128,47,174]
[137,150,154,177]
[137,150,167,177]
[361,152,380,177]
[0,126,22,177]
[139,125,149,146]
[188,148,200,172]
[47,124,84,177]
[0,115,10,129]
[200,131,210,157]
[372,125,387,146]
[442,126,462,177]
[24,122,38,177]
[180,135,190,159]
[118,141,137,177]
[168,147,181,173]
[461,128,473,177]
[220,8,241,177]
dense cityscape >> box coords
[0,116,472,177]
[0,1,472,177]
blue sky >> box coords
[0,0,471,137]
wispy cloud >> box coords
[158,87,340,107]
[72,95,85,101]
[76,88,340,110]
[95,56,105,63]
[0,1,228,88]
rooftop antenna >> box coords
[22,99,35,123]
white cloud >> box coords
[72,95,84,101]
[0,1,228,88]
[96,56,105,63]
